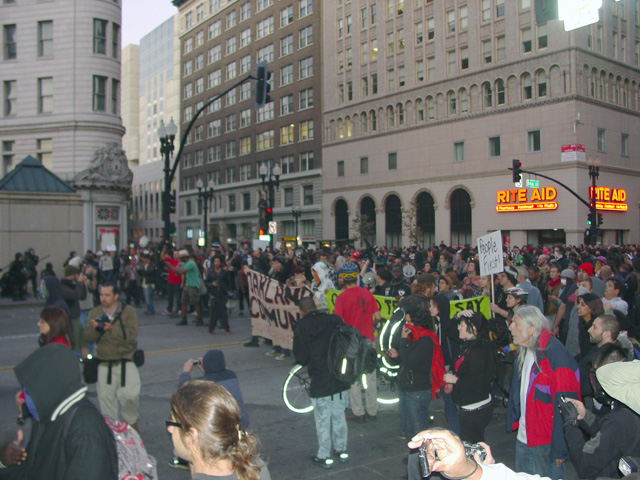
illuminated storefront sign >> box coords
[589,187,628,211]
[496,187,558,213]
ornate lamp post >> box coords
[158,118,178,243]
[587,155,601,246]
[292,206,301,247]
[259,163,281,251]
[196,177,215,249]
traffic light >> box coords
[259,228,266,236]
[587,212,594,225]
[597,212,603,226]
[168,192,176,214]
[266,207,273,223]
[512,159,522,184]
[254,61,272,110]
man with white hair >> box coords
[516,266,544,311]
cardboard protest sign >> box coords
[477,230,504,276]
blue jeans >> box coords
[311,392,348,459]
[143,285,154,314]
[398,389,431,441]
[515,440,565,480]
[441,390,461,436]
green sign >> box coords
[526,179,540,188]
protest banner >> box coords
[476,230,504,276]
[247,270,313,349]
[325,290,398,319]
[448,295,491,319]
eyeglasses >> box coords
[165,419,183,429]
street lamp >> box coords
[196,177,215,249]
[158,118,178,243]
[587,155,601,245]
[259,163,281,251]
[292,206,301,247]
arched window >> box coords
[459,88,468,113]
[522,73,532,100]
[447,90,457,116]
[591,69,597,97]
[415,98,424,122]
[416,192,435,248]
[426,96,435,119]
[360,196,377,246]
[370,109,377,131]
[536,70,547,98]
[496,79,505,105]
[450,189,471,246]
[483,82,492,108]
[335,199,349,241]
[385,195,402,247]
[387,105,395,128]
[599,71,605,99]
[337,118,344,139]
[345,116,352,137]
[361,111,368,133]
[397,103,405,126]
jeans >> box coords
[143,285,154,314]
[311,392,348,459]
[515,440,565,480]
[442,390,461,436]
[166,283,180,313]
[398,389,431,441]
[238,288,249,312]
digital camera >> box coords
[95,314,111,333]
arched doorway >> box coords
[360,196,377,247]
[335,199,349,243]
[385,194,402,247]
[450,189,472,246]
[416,192,435,248]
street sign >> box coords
[526,179,540,188]
[268,221,277,234]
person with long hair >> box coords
[576,293,604,360]
[443,310,496,443]
[37,305,74,348]
[167,380,270,479]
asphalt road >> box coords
[0,298,579,479]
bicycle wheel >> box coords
[376,370,399,405]
[282,364,314,413]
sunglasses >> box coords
[165,419,183,429]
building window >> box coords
[111,79,119,114]
[92,75,107,111]
[370,39,378,61]
[281,34,293,57]
[38,21,53,57]
[112,23,120,58]
[37,77,53,113]
[240,109,251,127]
[209,20,221,39]
[280,64,293,86]
[281,94,293,115]
[281,155,294,174]
[521,28,532,54]
[228,194,236,212]
[257,0,272,13]
[283,187,293,206]
[226,62,236,80]
[496,79,506,105]
[207,145,221,162]
[496,36,506,61]
[299,120,313,140]
[36,138,52,169]
[447,10,455,33]
[241,1,251,21]
[454,141,465,162]
[93,19,107,54]
[482,0,491,21]
[360,156,368,174]
[299,0,312,18]
[225,140,237,158]
[536,70,547,97]
[387,68,395,91]
[256,130,274,151]
[240,137,251,155]
[621,133,629,156]
[257,44,274,63]
[299,57,313,79]
[447,51,456,74]
[303,185,313,205]
[522,73,532,100]
[257,16,274,39]
[299,25,313,48]
[496,0,505,17]
[537,24,547,49]
[426,96,434,120]
[460,47,469,70]
[597,128,606,152]
[280,124,294,145]
[388,152,397,170]
[240,81,251,100]
[489,136,501,157]
[300,151,313,171]
[482,40,492,64]
[281,5,293,26]
[337,160,345,177]
[300,88,313,109]
[256,102,274,122]
[2,140,15,175]
[527,130,541,152]
[447,91,457,116]
[459,5,468,30]
[226,10,237,29]
[225,114,236,132]
[208,69,221,88]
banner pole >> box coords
[491,273,495,305]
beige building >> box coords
[322,0,640,247]
[121,44,140,165]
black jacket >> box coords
[293,310,350,398]
[206,268,231,299]
[0,344,117,480]
[395,335,434,392]
[60,278,87,320]
[564,404,640,479]
[451,341,496,407]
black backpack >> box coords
[327,322,377,385]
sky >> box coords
[121,1,178,47]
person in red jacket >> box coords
[506,306,580,480]
[37,305,74,348]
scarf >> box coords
[405,325,446,398]
[547,277,561,288]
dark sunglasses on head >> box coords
[165,419,182,429]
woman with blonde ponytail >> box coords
[167,380,270,480]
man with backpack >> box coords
[293,298,351,469]
[333,262,382,422]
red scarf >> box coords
[547,277,561,287]
[405,325,446,398]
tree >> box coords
[351,212,376,248]
[402,204,420,247]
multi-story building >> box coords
[122,44,140,165]
[126,14,181,244]
[322,0,640,247]
[0,0,130,257]
[173,0,323,249]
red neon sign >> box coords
[496,187,558,213]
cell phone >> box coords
[193,359,201,366]
[418,440,432,477]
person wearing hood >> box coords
[293,297,351,469]
[0,344,117,479]
[60,264,89,359]
[310,261,335,312]
[559,344,640,479]
[42,275,71,319]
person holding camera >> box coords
[83,282,141,432]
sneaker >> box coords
[310,456,334,469]
[275,353,290,361]
[168,457,190,470]
[161,310,171,315]
[266,350,279,357]
[366,413,377,421]
[346,414,366,423]
[333,451,349,463]
[243,341,259,347]
[176,318,187,326]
